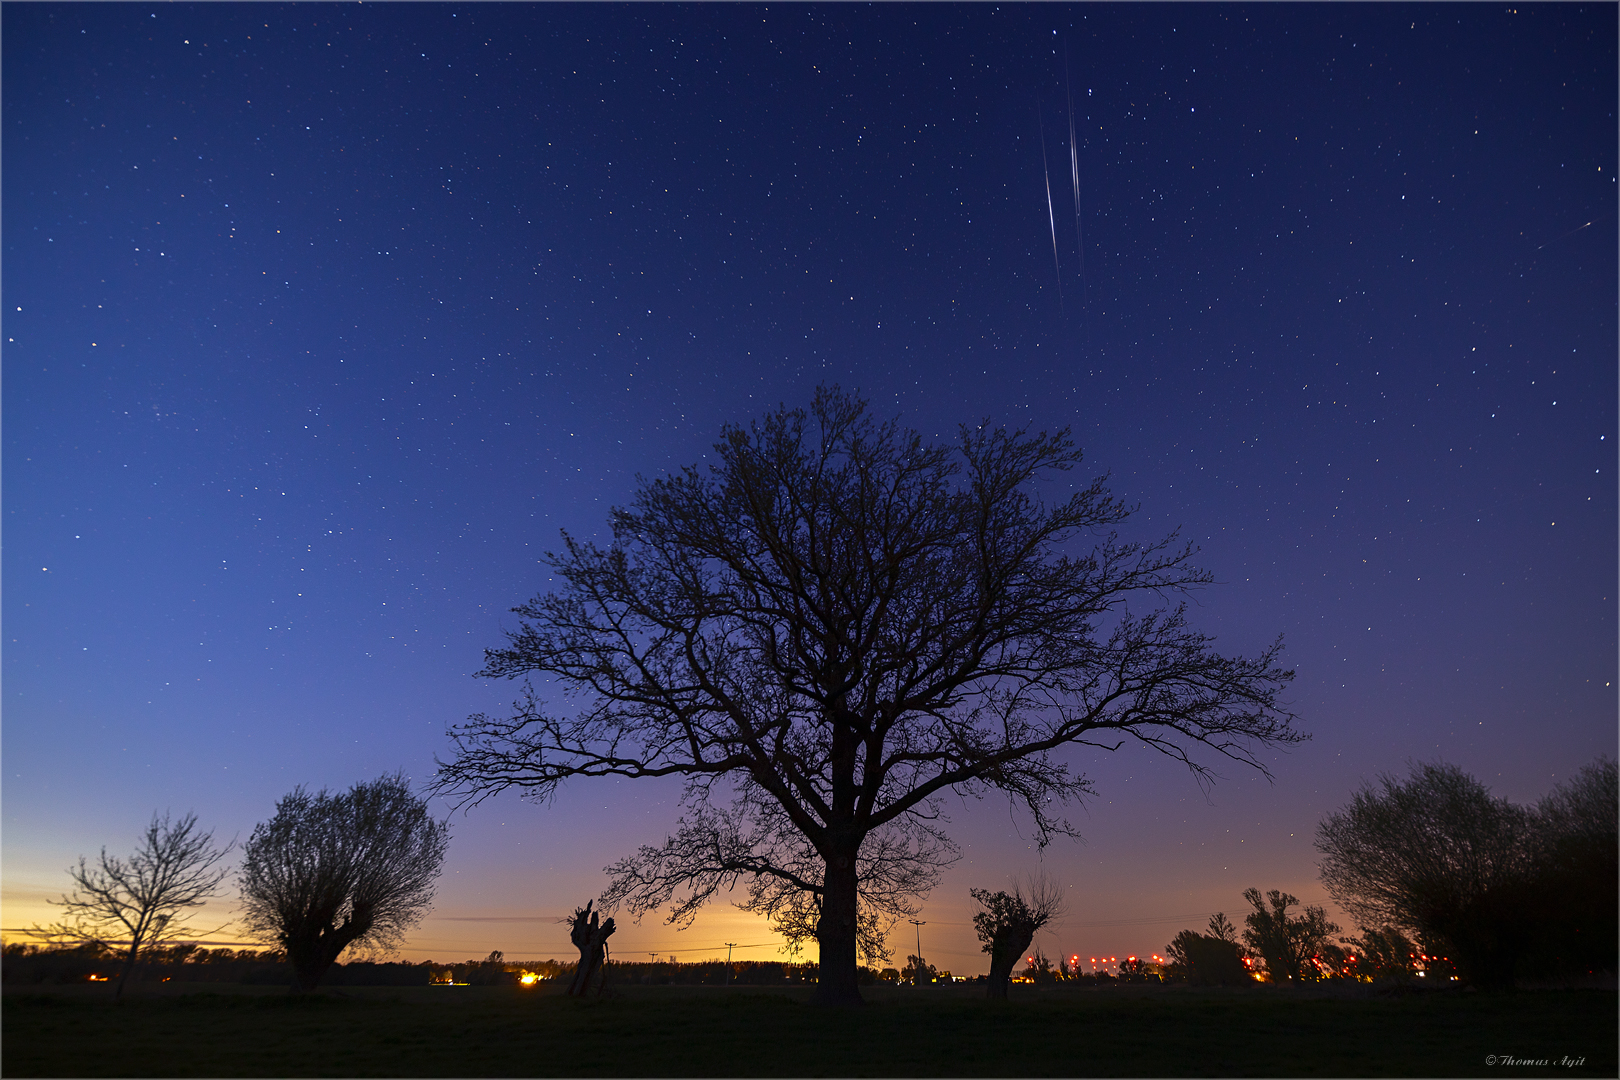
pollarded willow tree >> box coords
[435,387,1303,1006]
[239,774,449,992]
[971,877,1065,999]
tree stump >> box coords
[566,901,616,997]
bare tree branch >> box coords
[33,811,232,1001]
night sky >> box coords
[5,3,1614,974]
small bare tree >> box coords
[34,811,232,1001]
[238,774,449,992]
[971,876,1065,999]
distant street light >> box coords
[909,919,927,985]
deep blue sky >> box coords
[5,3,1614,971]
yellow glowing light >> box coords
[519,973,539,986]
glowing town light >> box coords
[519,973,539,986]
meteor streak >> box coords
[1537,219,1596,249]
[1036,102,1063,307]
[1064,42,1089,346]
[1065,44,1083,261]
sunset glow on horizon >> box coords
[4,4,1612,976]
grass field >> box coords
[4,981,1614,1077]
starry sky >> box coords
[5,4,1614,974]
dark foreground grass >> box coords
[3,981,1614,1077]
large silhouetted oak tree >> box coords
[435,388,1302,1006]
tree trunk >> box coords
[566,901,616,997]
[810,850,863,1007]
[112,940,142,1003]
[287,905,373,993]
[288,929,361,992]
[984,925,1036,1000]
[1443,915,1522,991]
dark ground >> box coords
[3,980,1614,1077]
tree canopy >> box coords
[1527,758,1618,979]
[436,388,1302,1005]
[239,774,449,992]
[1314,759,1618,988]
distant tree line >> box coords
[0,936,844,990]
[1160,757,1617,991]
[0,943,431,987]
[608,959,824,986]
[1015,953,1167,986]
[1316,757,1616,990]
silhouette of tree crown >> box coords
[435,387,1302,1000]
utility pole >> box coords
[724,942,737,986]
[909,919,927,985]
